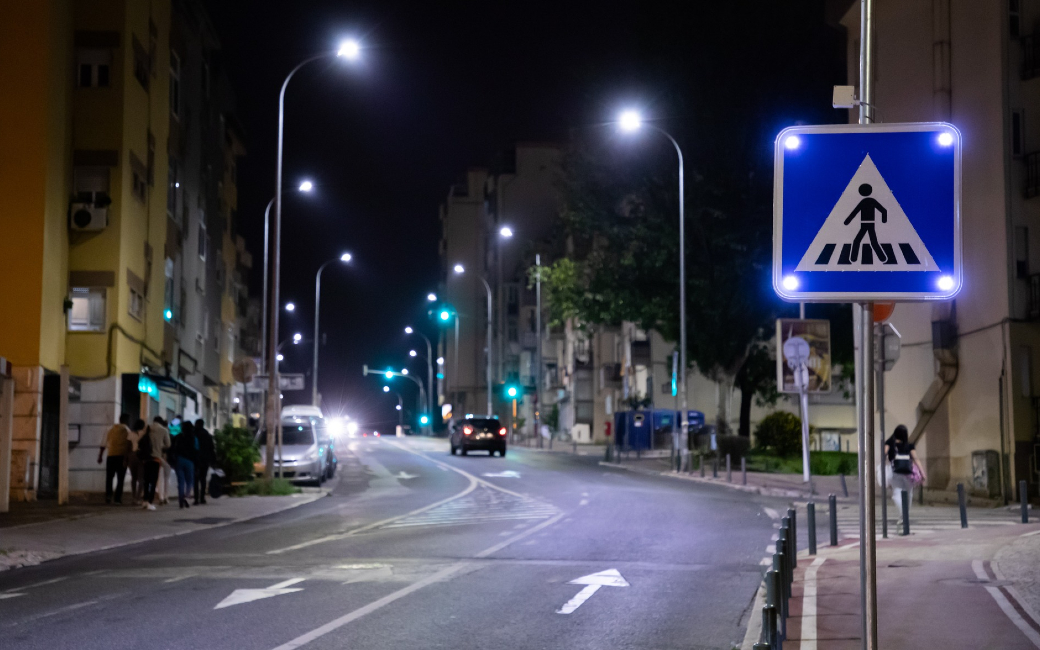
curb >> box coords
[0,489,328,572]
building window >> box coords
[1013,109,1025,157]
[1010,0,1021,38]
[77,49,110,88]
[74,167,110,207]
[198,221,207,261]
[132,36,149,90]
[128,286,144,321]
[169,50,181,119]
[1017,226,1029,278]
[68,288,106,332]
[167,158,178,218]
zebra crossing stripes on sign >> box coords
[772,122,962,302]
[795,154,937,272]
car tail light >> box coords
[499,427,507,436]
[463,425,473,436]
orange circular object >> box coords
[873,302,896,323]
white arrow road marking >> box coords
[395,472,418,480]
[0,593,26,600]
[214,578,305,609]
[482,471,521,478]
[556,569,629,614]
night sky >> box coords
[206,1,847,428]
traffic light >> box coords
[430,303,456,325]
[503,382,521,401]
[419,414,430,426]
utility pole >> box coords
[535,254,542,445]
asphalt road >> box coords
[0,438,789,650]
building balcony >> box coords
[1026,152,1040,199]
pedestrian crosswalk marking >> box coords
[380,484,559,529]
[795,154,938,272]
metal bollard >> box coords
[762,604,778,649]
[829,494,838,546]
[779,524,791,595]
[1022,480,1030,524]
[807,502,817,555]
[742,456,747,485]
[901,489,910,536]
[573,442,577,454]
[957,483,968,528]
[700,455,705,477]
[713,457,719,479]
[839,473,849,498]
[772,554,786,637]
[726,454,732,482]
[788,508,797,569]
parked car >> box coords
[254,407,336,484]
[450,416,507,457]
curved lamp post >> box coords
[312,252,353,406]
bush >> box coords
[214,425,259,483]
[242,478,299,496]
[755,412,802,458]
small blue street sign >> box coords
[773,123,962,302]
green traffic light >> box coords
[419,415,430,425]
[506,385,518,398]
[439,310,450,321]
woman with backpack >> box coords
[172,420,198,509]
[884,424,927,514]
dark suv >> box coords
[450,417,507,456]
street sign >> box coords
[773,122,962,301]
[247,374,306,392]
[776,319,831,394]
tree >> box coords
[541,137,785,433]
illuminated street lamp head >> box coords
[298,180,314,193]
[409,350,417,357]
[618,109,642,132]
[437,357,444,365]
[385,370,394,379]
[337,39,361,60]
[426,293,437,302]
[453,263,465,274]
[340,252,352,263]
[499,226,513,238]
[404,326,413,334]
[276,354,284,361]
[395,405,402,411]
[401,368,409,375]
[383,385,390,393]
[293,332,302,344]
[285,302,295,312]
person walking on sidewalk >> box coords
[194,418,214,505]
[885,424,927,514]
[141,417,171,511]
[172,420,197,509]
[126,418,146,504]
[97,413,131,504]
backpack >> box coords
[892,442,913,474]
[137,429,153,461]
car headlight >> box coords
[302,448,319,462]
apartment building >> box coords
[0,0,254,501]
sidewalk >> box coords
[0,488,328,572]
[746,519,1040,649]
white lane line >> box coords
[556,585,600,614]
[269,511,566,649]
[1021,529,1040,537]
[579,499,589,506]
[763,507,781,520]
[991,561,1040,632]
[3,576,68,592]
[163,575,194,583]
[973,560,1040,648]
[799,557,826,650]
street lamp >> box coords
[313,251,353,406]
[499,226,513,238]
[426,293,437,302]
[405,326,434,434]
[409,350,417,357]
[260,180,313,375]
[453,263,493,415]
[265,39,363,480]
[616,109,689,451]
[285,302,295,312]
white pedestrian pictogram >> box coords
[795,154,938,272]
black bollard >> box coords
[700,455,705,477]
[839,473,849,498]
[713,457,718,479]
[1022,480,1030,524]
[788,508,797,569]
[829,494,838,547]
[901,490,910,536]
[742,456,747,485]
[726,454,732,482]
[807,502,817,555]
[772,554,786,636]
[957,483,968,529]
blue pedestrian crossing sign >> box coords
[773,123,962,302]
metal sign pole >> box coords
[877,325,888,539]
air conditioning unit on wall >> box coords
[69,203,108,231]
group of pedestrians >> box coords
[98,415,216,511]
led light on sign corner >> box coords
[782,275,799,291]
[937,132,954,147]
[937,275,955,291]
[784,135,801,150]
